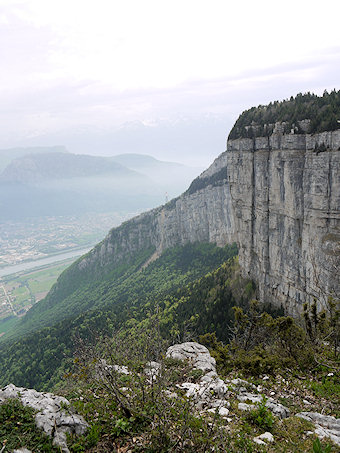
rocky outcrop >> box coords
[165,342,290,420]
[64,127,339,314]
[237,391,290,419]
[227,129,340,313]
[164,342,339,447]
[166,342,217,373]
[0,384,88,452]
[296,412,340,446]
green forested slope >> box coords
[0,243,253,390]
[6,243,236,341]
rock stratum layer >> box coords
[72,129,339,314]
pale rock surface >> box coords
[177,374,228,411]
[0,384,88,453]
[253,432,274,445]
[167,342,291,421]
[296,412,340,446]
[237,391,290,419]
[144,361,162,380]
[253,437,266,445]
[238,402,255,411]
[95,359,129,380]
[13,450,32,453]
[166,342,216,373]
[227,130,340,314]
[229,378,256,390]
[169,342,229,412]
[207,406,230,417]
[13,448,32,453]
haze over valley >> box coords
[0,146,201,330]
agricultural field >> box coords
[0,259,73,337]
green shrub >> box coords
[245,396,274,431]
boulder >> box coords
[166,342,216,373]
[0,384,88,453]
[253,432,274,445]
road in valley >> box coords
[0,284,17,316]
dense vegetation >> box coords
[7,243,237,340]
[185,168,227,196]
[229,90,340,139]
[0,243,249,390]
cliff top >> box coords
[229,90,340,140]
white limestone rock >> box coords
[172,344,230,413]
[227,130,340,315]
[237,391,290,419]
[296,412,340,447]
[144,361,162,380]
[230,378,256,389]
[238,402,255,411]
[253,432,274,445]
[13,450,32,453]
[253,437,266,445]
[207,406,229,417]
[0,384,88,453]
[166,342,216,373]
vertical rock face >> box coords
[227,130,340,314]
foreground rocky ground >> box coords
[1,342,338,452]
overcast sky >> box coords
[1,0,340,166]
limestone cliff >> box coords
[74,129,339,314]
[227,130,340,314]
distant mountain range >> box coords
[0,146,68,173]
[0,152,143,183]
[0,147,201,221]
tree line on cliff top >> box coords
[229,89,340,139]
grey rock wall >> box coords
[227,130,340,314]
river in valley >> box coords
[0,247,92,278]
